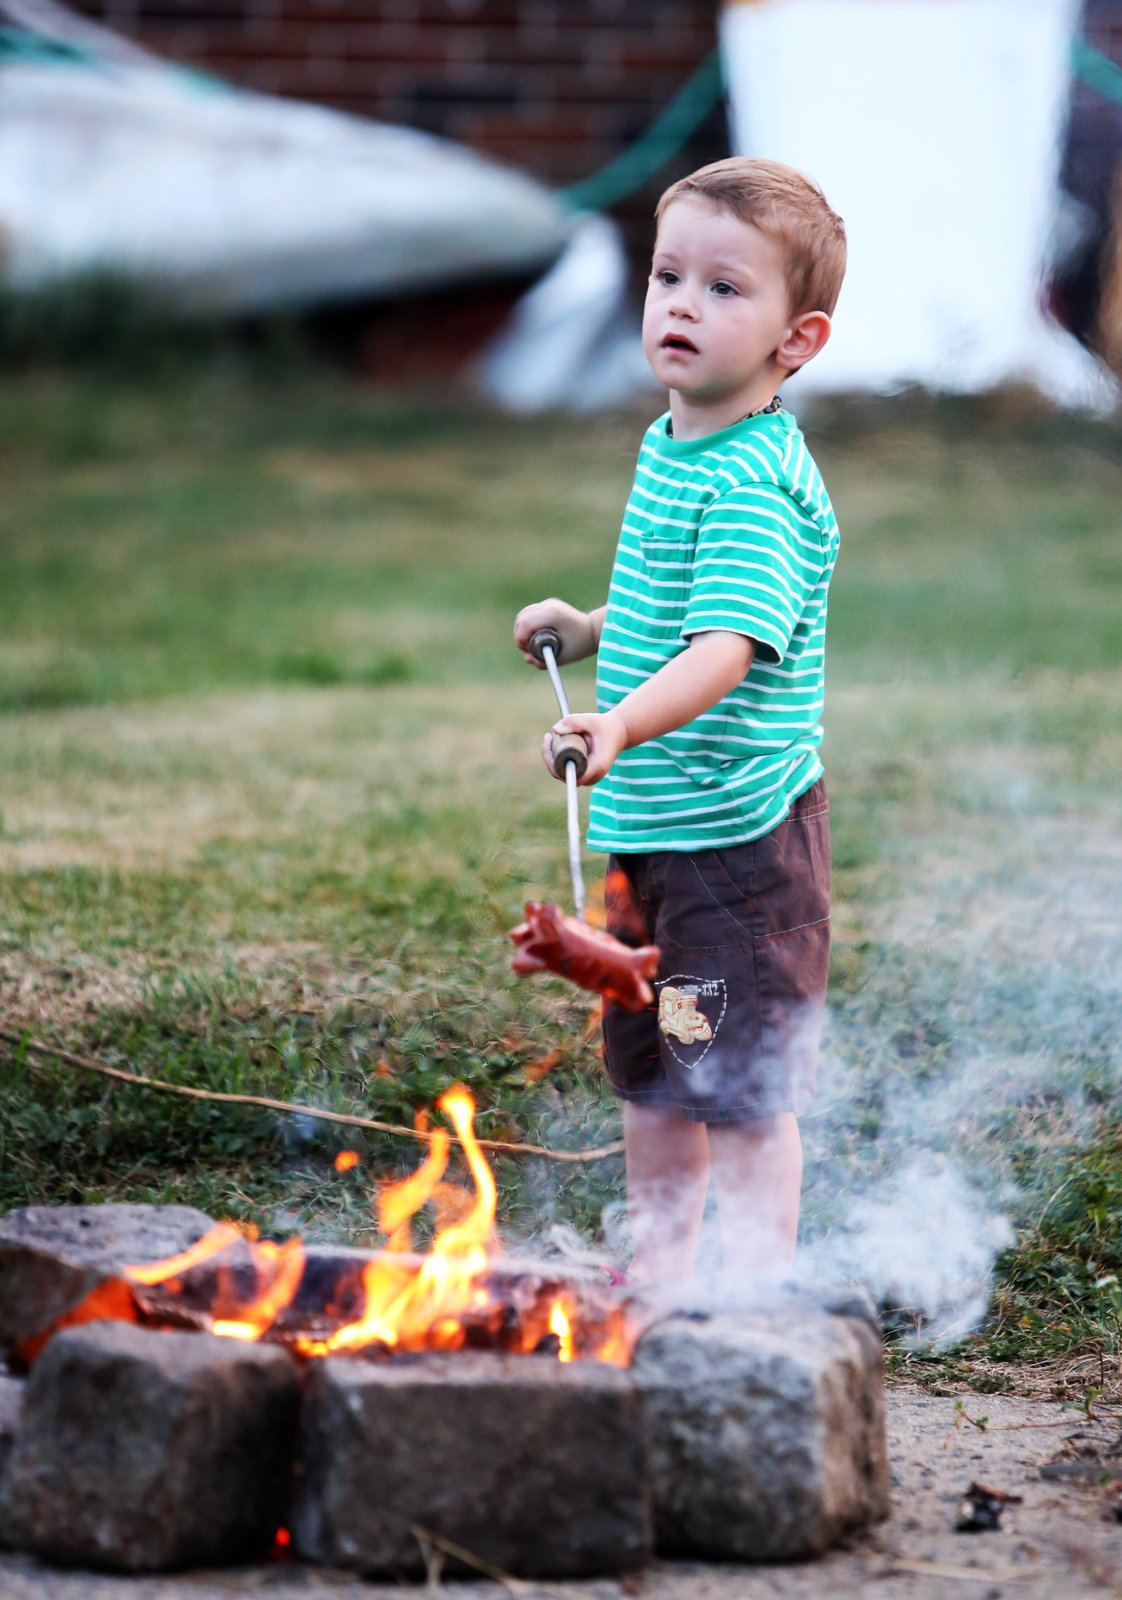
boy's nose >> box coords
[667,280,700,319]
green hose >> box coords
[1071,37,1122,108]
[559,48,726,215]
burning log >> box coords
[127,1248,633,1365]
[510,900,659,1011]
[0,1202,231,1360]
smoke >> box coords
[492,787,1122,1352]
[794,808,1122,1346]
[799,1160,1014,1346]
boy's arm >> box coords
[514,600,606,668]
[547,629,755,785]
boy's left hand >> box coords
[543,710,628,786]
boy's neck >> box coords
[668,391,781,441]
[667,375,785,441]
[667,395,781,439]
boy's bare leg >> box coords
[708,1112,802,1276]
[623,1101,710,1283]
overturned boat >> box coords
[0,3,574,315]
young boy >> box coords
[514,158,846,1284]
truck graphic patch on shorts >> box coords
[657,976,727,1069]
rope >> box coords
[559,48,726,215]
[0,1028,624,1164]
[1071,37,1122,109]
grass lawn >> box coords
[1,367,1120,1393]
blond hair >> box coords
[656,157,847,317]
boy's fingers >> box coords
[540,732,565,777]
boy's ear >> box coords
[777,311,831,374]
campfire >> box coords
[19,1085,632,1370]
[0,1087,890,1581]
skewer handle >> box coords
[529,627,563,663]
[550,731,588,780]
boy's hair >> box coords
[656,158,847,317]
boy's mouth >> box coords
[661,334,698,353]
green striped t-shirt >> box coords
[587,406,839,854]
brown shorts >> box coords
[601,777,830,1124]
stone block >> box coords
[632,1293,890,1561]
[0,1204,217,1353]
[0,1374,24,1528]
[0,1322,299,1571]
[291,1351,652,1578]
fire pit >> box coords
[0,1090,890,1578]
[1,1088,632,1372]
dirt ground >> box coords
[2,1390,1122,1599]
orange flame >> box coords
[549,1298,575,1363]
[429,1085,496,1257]
[377,1126,451,1252]
[294,1086,496,1358]
[212,1238,307,1341]
[334,1150,361,1173]
[124,1222,246,1286]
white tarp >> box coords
[476,212,654,412]
[721,0,1117,408]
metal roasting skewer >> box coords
[529,628,588,922]
[562,758,585,922]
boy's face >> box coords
[643,196,797,413]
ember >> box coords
[955,1480,1023,1533]
[102,1085,632,1367]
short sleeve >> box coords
[682,485,825,664]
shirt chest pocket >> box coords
[632,533,693,638]
[638,527,696,590]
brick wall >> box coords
[1054,0,1122,362]
[69,0,729,289]
[1063,0,1122,207]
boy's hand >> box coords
[542,710,628,786]
[536,632,755,785]
[514,599,603,667]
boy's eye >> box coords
[711,281,738,297]
[654,269,679,286]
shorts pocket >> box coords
[713,786,830,939]
[656,850,757,948]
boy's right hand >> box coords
[513,599,597,668]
